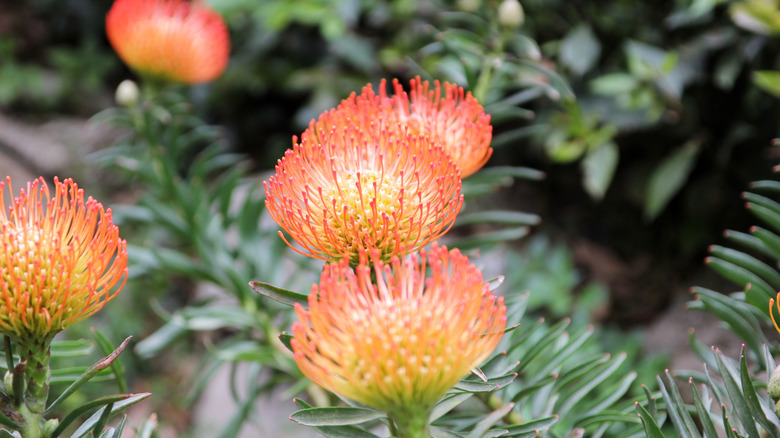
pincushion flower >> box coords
[291,244,507,436]
[0,177,128,343]
[302,77,493,177]
[265,124,463,264]
[106,0,230,84]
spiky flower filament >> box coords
[302,77,493,178]
[265,124,463,264]
[771,293,780,334]
[291,244,507,419]
[106,0,230,84]
[0,177,128,342]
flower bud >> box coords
[115,79,139,107]
[498,0,524,28]
[457,0,480,12]
[3,372,12,396]
[43,419,59,436]
[769,365,780,400]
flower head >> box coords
[292,244,506,419]
[265,124,463,264]
[106,0,230,84]
[0,177,128,342]
[302,78,493,177]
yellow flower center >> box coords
[321,170,404,257]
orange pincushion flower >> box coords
[302,77,493,177]
[106,0,230,84]
[265,124,463,264]
[291,244,507,418]
[0,177,128,341]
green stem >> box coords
[390,410,431,438]
[17,401,42,438]
[20,342,51,416]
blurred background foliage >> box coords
[3,0,780,436]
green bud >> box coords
[769,365,780,400]
[457,0,481,12]
[43,418,59,437]
[3,372,12,396]
[115,79,140,108]
[498,0,524,28]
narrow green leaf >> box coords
[292,399,381,438]
[709,245,780,288]
[640,385,659,422]
[64,393,152,438]
[466,402,515,438]
[92,331,129,393]
[92,402,114,436]
[751,227,780,259]
[723,230,780,261]
[431,393,473,422]
[134,322,187,359]
[743,192,780,221]
[747,203,780,235]
[250,281,309,308]
[50,339,93,358]
[511,374,559,403]
[754,71,780,97]
[692,287,765,356]
[450,226,530,250]
[705,256,774,304]
[430,426,465,438]
[455,211,541,227]
[645,141,699,220]
[503,415,559,436]
[690,380,719,438]
[715,350,760,438]
[136,413,158,438]
[279,333,294,352]
[582,371,637,418]
[635,402,665,438]
[582,142,619,200]
[751,180,780,193]
[657,372,701,438]
[456,373,516,392]
[291,407,384,426]
[559,24,601,75]
[739,348,777,438]
[46,337,132,413]
[557,353,627,417]
[468,166,546,183]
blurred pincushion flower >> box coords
[291,244,507,426]
[0,177,128,342]
[106,0,230,84]
[303,77,493,177]
[265,124,463,264]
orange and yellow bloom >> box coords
[291,245,506,425]
[0,177,128,342]
[303,77,493,178]
[106,0,230,84]
[265,124,463,264]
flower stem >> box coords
[17,401,42,438]
[20,342,51,416]
[390,410,431,438]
